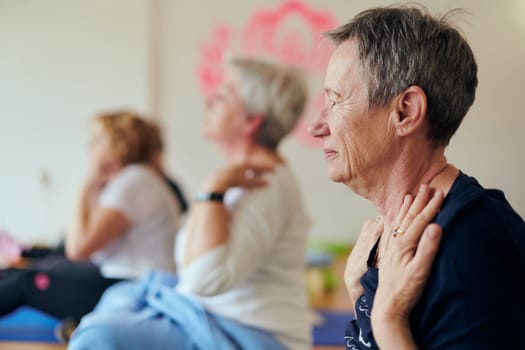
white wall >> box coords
[0,0,151,245]
[0,0,523,246]
[159,0,525,243]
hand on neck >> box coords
[374,151,457,228]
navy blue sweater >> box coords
[345,172,525,349]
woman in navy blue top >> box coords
[310,5,525,350]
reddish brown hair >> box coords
[94,111,163,165]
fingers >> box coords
[201,163,274,192]
[398,184,431,232]
[404,189,444,243]
[241,164,274,180]
[393,194,413,230]
[234,163,275,189]
[242,177,268,188]
[344,252,365,305]
[411,223,442,278]
[372,187,445,330]
[243,163,275,174]
[372,224,442,333]
[394,185,444,243]
[360,217,383,239]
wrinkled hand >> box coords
[344,217,383,308]
[86,170,113,193]
[371,184,444,335]
[87,159,122,191]
[201,163,275,193]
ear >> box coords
[391,86,428,137]
[244,113,265,138]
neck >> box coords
[363,147,457,229]
[220,140,284,167]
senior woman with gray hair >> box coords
[68,57,312,350]
[310,5,525,350]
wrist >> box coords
[195,191,225,203]
[371,317,416,350]
[371,313,410,339]
[201,173,230,193]
[372,315,408,330]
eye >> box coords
[206,92,224,108]
[326,98,337,108]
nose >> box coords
[308,106,330,138]
[205,96,214,110]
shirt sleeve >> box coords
[412,197,525,349]
[177,180,287,296]
[98,167,149,224]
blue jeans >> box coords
[69,272,287,350]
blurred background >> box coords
[1,0,524,246]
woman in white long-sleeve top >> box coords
[0,112,182,326]
[69,57,312,350]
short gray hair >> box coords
[325,5,478,147]
[228,57,308,150]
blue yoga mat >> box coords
[0,306,61,343]
[0,306,353,346]
[313,309,354,346]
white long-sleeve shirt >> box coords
[175,165,311,350]
[91,164,181,278]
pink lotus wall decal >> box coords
[196,0,338,148]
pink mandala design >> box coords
[196,0,338,148]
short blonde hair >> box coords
[229,57,308,150]
[94,111,162,165]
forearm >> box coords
[65,185,93,258]
[65,177,104,259]
[345,218,383,313]
[372,318,418,350]
[181,167,237,267]
[181,201,230,267]
[180,162,273,267]
[346,282,364,313]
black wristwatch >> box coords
[195,191,225,203]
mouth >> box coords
[323,149,337,159]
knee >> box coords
[68,325,122,350]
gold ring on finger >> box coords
[393,228,405,238]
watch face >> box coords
[196,192,224,202]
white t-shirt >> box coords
[91,164,181,279]
[175,165,311,350]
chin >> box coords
[201,129,213,140]
[326,168,344,183]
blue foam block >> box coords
[0,306,61,343]
[313,309,355,346]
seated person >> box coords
[309,6,525,349]
[20,121,188,260]
[0,111,183,324]
[69,57,312,350]
[147,121,189,214]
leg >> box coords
[91,280,148,312]
[72,273,284,350]
[69,313,194,350]
[91,270,179,313]
[18,261,123,321]
[0,268,24,315]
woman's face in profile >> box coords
[88,123,121,175]
[202,70,248,143]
